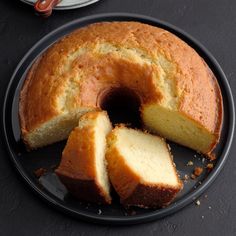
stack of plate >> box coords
[20,0,101,10]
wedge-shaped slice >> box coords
[106,127,183,208]
[56,111,112,204]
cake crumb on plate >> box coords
[207,163,214,171]
[195,200,201,206]
[34,168,47,178]
[194,167,203,176]
[187,161,194,166]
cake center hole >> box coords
[100,88,141,128]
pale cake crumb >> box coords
[195,200,201,206]
[207,163,214,171]
[191,174,196,180]
[183,174,189,181]
[187,161,194,166]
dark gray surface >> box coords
[0,0,235,235]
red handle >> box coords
[34,0,60,17]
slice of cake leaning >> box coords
[106,126,183,208]
[56,111,112,204]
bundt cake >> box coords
[19,21,222,154]
[55,111,112,204]
[106,126,183,208]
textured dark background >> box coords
[0,0,235,235]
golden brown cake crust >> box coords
[20,21,223,152]
[55,112,112,204]
[106,130,183,208]
[56,127,96,180]
[122,183,181,208]
[56,173,111,204]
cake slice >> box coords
[106,126,183,208]
[55,111,112,204]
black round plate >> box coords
[2,13,235,225]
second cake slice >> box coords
[106,126,183,208]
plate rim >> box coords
[2,13,235,225]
